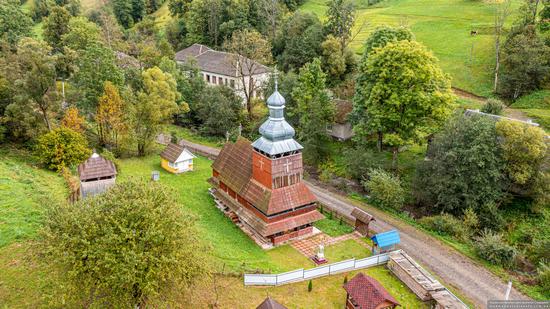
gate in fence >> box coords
[244,252,391,286]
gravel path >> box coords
[178,138,530,308]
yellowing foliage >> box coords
[61,107,85,133]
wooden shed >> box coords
[371,230,400,254]
[160,143,196,174]
[351,208,375,236]
[78,153,117,198]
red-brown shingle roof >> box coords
[256,297,287,309]
[78,153,117,181]
[343,273,400,309]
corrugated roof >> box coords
[343,273,400,309]
[78,153,117,181]
[175,43,269,77]
[371,230,400,248]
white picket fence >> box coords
[244,252,391,286]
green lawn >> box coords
[313,216,354,237]
[325,239,371,261]
[301,0,521,96]
[165,124,225,148]
[0,147,67,248]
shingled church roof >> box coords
[256,297,287,309]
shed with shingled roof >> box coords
[343,273,400,309]
[78,153,117,198]
[160,143,196,174]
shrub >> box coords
[344,147,377,181]
[462,208,479,232]
[343,276,348,284]
[35,127,91,171]
[319,168,332,183]
[363,168,404,210]
[40,179,209,307]
[419,213,468,240]
[308,280,313,292]
[537,260,550,290]
[474,230,517,268]
[481,98,505,115]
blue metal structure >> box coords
[370,230,400,254]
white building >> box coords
[175,44,270,101]
[160,143,196,174]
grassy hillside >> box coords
[301,0,520,96]
[0,147,67,248]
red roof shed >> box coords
[343,273,400,309]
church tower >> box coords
[251,78,304,189]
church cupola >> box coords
[251,74,303,157]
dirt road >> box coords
[178,138,529,308]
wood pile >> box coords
[387,250,467,308]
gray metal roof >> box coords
[252,85,302,156]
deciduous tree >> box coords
[61,106,85,133]
[0,0,33,46]
[40,179,209,307]
[292,58,334,165]
[414,115,505,216]
[352,40,454,170]
[223,29,273,118]
[193,86,243,137]
[325,0,355,50]
[72,43,124,113]
[35,127,91,170]
[12,38,59,132]
[129,67,180,155]
[61,16,102,51]
[96,81,126,149]
[495,120,547,186]
[43,6,71,52]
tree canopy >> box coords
[0,0,33,45]
[352,40,455,169]
[40,179,209,307]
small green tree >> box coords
[40,179,209,307]
[307,279,313,292]
[292,58,335,165]
[35,127,91,171]
[324,0,355,50]
[363,168,405,210]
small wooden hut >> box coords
[160,143,196,174]
[78,153,117,198]
[351,208,375,236]
[371,230,400,254]
[343,273,400,309]
[256,297,287,309]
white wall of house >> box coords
[200,71,270,103]
[168,159,193,173]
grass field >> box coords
[301,0,521,96]
[0,147,425,307]
[0,147,66,248]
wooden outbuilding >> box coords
[256,297,287,309]
[371,230,400,254]
[351,208,375,236]
[160,143,196,174]
[78,153,117,198]
[343,273,400,309]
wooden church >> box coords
[210,79,323,246]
